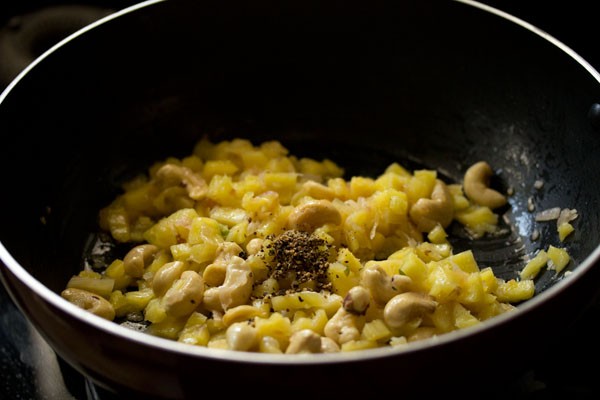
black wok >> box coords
[1,0,600,398]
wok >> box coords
[1,0,600,398]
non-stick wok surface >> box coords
[1,0,600,398]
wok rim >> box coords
[1,0,599,366]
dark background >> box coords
[1,1,599,399]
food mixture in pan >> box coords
[61,137,575,354]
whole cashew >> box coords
[287,199,341,232]
[152,260,185,297]
[162,270,204,317]
[226,322,259,351]
[323,307,361,345]
[203,256,254,312]
[222,305,264,327]
[61,288,115,320]
[123,244,159,278]
[202,263,227,287]
[203,242,244,286]
[155,164,207,200]
[463,161,507,209]
[383,292,437,330]
[343,286,371,315]
[285,329,323,354]
[409,179,454,232]
[361,265,413,305]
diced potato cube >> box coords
[547,245,570,274]
[209,207,249,227]
[361,319,393,342]
[178,323,210,346]
[124,288,154,311]
[340,339,379,352]
[207,175,239,207]
[147,316,187,340]
[520,250,548,280]
[453,303,480,329]
[104,259,134,290]
[416,242,451,262]
[384,162,412,177]
[291,309,328,335]
[479,267,498,293]
[431,302,455,333]
[427,224,448,244]
[449,250,480,273]
[398,251,429,287]
[448,184,470,211]
[145,298,167,324]
[327,262,360,297]
[495,279,535,303]
[170,243,192,261]
[254,313,293,349]
[406,170,437,206]
[558,222,575,242]
[349,176,377,199]
[270,292,342,317]
[188,217,225,245]
[144,208,199,248]
[454,206,499,237]
[389,336,408,347]
[427,264,462,301]
[66,275,114,299]
[189,242,219,264]
[203,160,239,180]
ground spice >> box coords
[262,230,332,295]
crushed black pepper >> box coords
[260,229,333,295]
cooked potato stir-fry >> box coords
[61,137,569,353]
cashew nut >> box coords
[152,260,185,297]
[361,265,413,305]
[343,286,370,315]
[463,161,507,209]
[162,270,204,317]
[155,164,207,200]
[285,329,323,354]
[323,307,361,345]
[383,292,438,330]
[287,199,341,232]
[203,242,244,286]
[245,238,264,256]
[217,242,244,259]
[320,337,341,353]
[259,335,283,353]
[222,305,264,327]
[226,322,258,351]
[202,263,227,287]
[61,288,115,320]
[202,256,254,312]
[123,244,159,278]
[409,179,454,232]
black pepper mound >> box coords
[263,230,333,294]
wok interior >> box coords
[1,0,599,302]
